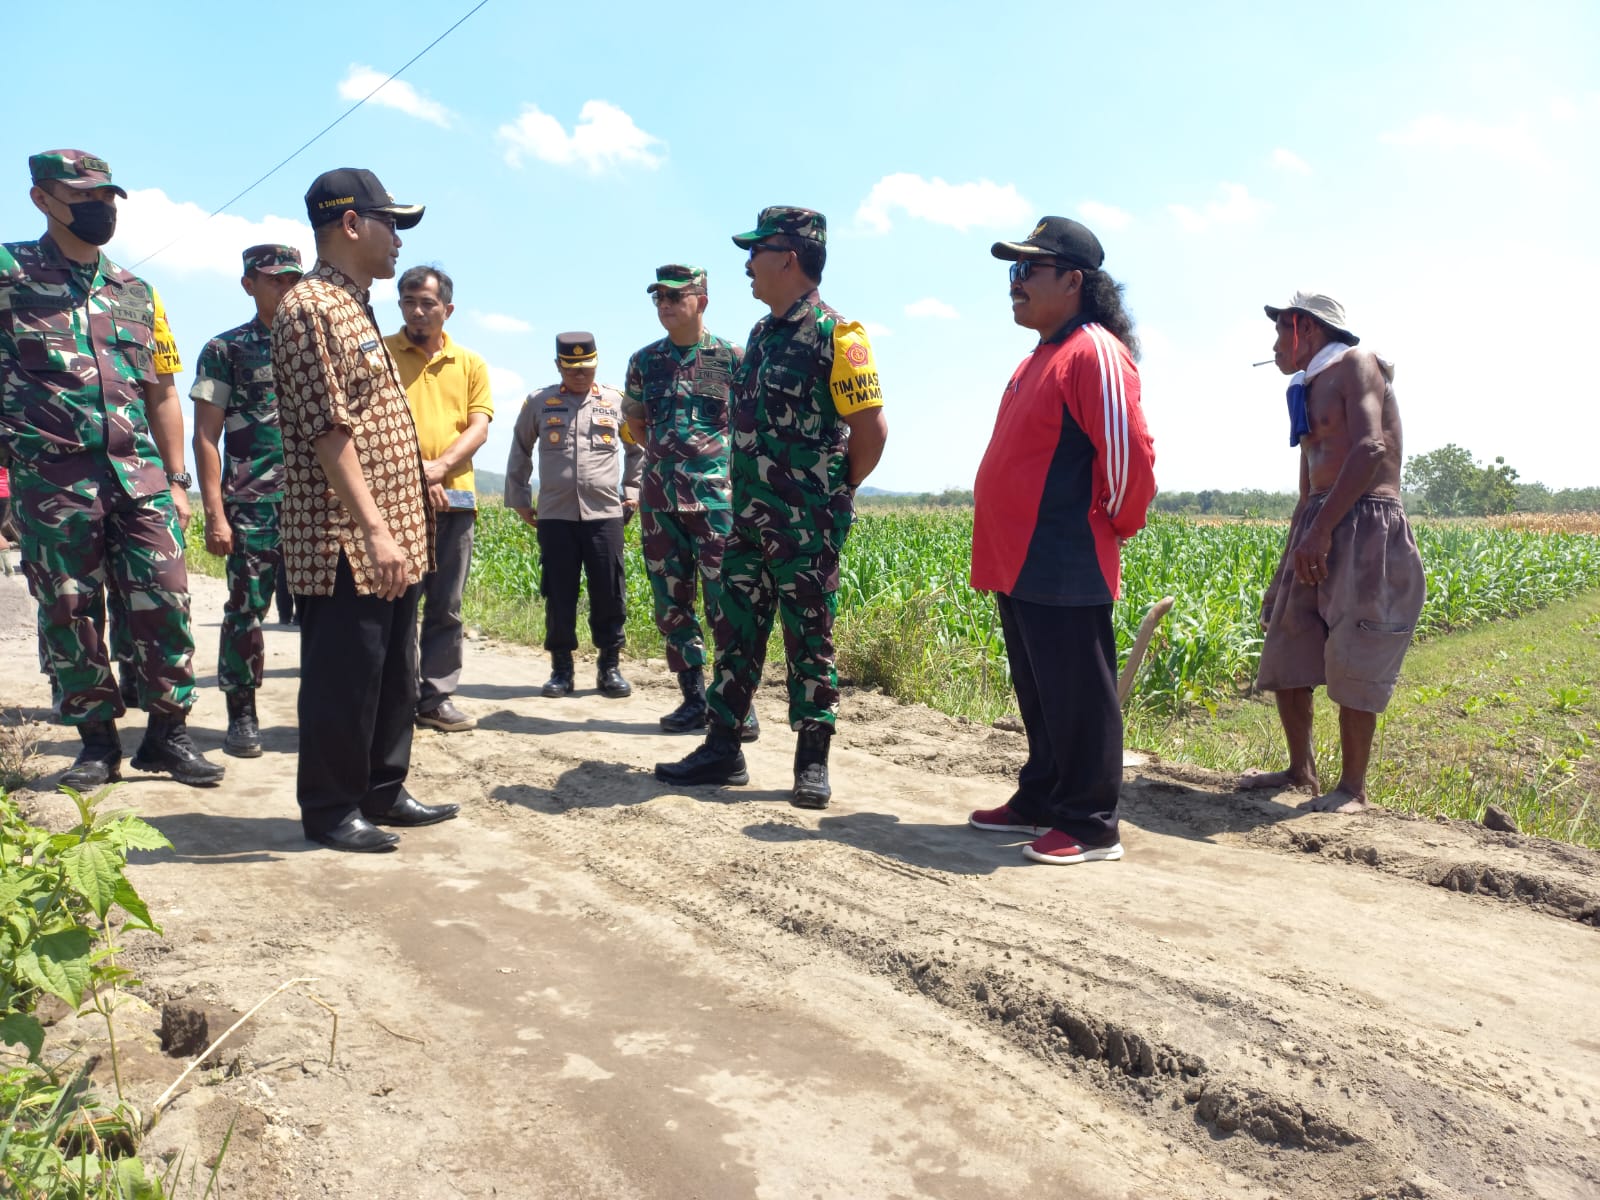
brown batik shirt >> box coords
[271,262,434,596]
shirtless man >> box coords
[1240,291,1425,814]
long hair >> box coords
[1079,270,1140,362]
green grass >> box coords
[1129,590,1600,846]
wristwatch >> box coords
[166,471,193,489]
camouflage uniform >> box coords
[706,210,884,732]
[623,265,742,675]
[0,152,197,724]
[190,245,301,696]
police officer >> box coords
[506,333,643,698]
[0,149,224,788]
[191,243,304,757]
[623,265,756,739]
[655,208,888,808]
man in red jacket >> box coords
[967,216,1157,865]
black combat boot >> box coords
[660,668,708,732]
[542,651,575,698]
[655,724,749,787]
[117,663,138,712]
[597,648,632,698]
[223,691,263,758]
[131,712,226,787]
[60,719,122,792]
[740,706,761,743]
[792,726,833,809]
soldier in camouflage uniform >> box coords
[0,149,224,789]
[624,265,757,739]
[191,244,304,757]
[655,208,888,808]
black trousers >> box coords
[296,553,421,836]
[536,517,625,653]
[996,593,1122,847]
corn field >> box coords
[457,507,1600,720]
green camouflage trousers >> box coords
[641,508,732,674]
[706,514,850,732]
[218,501,281,694]
[16,477,196,722]
[41,583,134,709]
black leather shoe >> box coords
[739,707,761,743]
[366,791,460,827]
[131,713,226,787]
[61,719,122,792]
[310,812,400,853]
[792,726,833,809]
[542,652,575,698]
[655,730,748,787]
[223,691,263,758]
[597,648,631,698]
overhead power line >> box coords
[129,0,491,269]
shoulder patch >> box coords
[828,321,884,417]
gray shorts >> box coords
[1255,494,1426,713]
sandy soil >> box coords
[2,566,1598,1200]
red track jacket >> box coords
[971,318,1156,604]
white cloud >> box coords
[497,100,664,172]
[856,173,1032,234]
[862,321,893,338]
[1168,183,1270,233]
[471,310,533,334]
[488,365,527,403]
[1272,147,1312,175]
[905,297,960,320]
[338,64,452,128]
[1378,113,1543,166]
[1550,97,1579,121]
[109,189,313,278]
[1076,200,1132,231]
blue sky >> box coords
[6,0,1597,494]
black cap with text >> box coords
[304,167,424,230]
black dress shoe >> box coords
[367,791,460,827]
[309,813,400,853]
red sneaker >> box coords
[968,804,1051,835]
[1023,830,1124,865]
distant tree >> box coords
[1404,444,1519,516]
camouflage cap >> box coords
[242,244,304,277]
[645,264,707,294]
[556,331,599,367]
[731,206,826,250]
[28,149,127,198]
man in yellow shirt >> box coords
[384,265,492,731]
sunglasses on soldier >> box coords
[747,241,793,261]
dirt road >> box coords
[3,569,1598,1199]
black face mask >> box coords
[58,198,117,246]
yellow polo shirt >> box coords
[384,330,494,493]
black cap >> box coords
[304,167,424,230]
[555,332,598,367]
[991,216,1105,270]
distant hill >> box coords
[474,469,506,500]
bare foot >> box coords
[1237,767,1318,792]
[1298,788,1370,814]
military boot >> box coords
[597,648,632,698]
[740,706,761,743]
[117,663,139,713]
[792,726,833,809]
[660,668,707,732]
[541,652,575,698]
[223,691,263,759]
[60,719,122,792]
[654,724,749,787]
[131,712,226,787]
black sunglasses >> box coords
[358,211,398,232]
[1008,258,1072,283]
[748,241,793,259]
